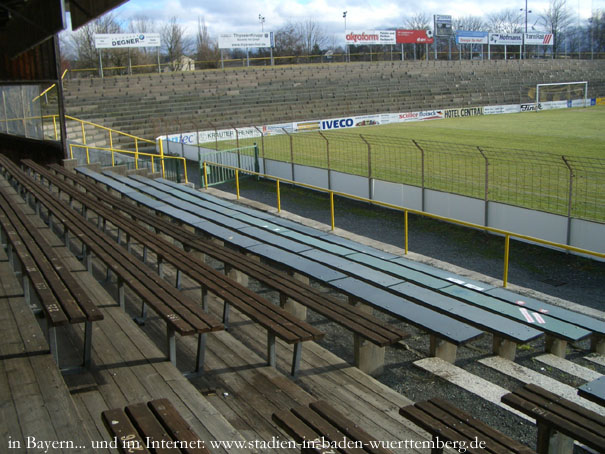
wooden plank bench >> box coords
[38,162,411,376]
[399,397,537,454]
[18,160,325,377]
[0,182,103,370]
[272,400,393,454]
[0,155,223,375]
[502,383,605,454]
[69,167,491,367]
[132,174,601,360]
[102,398,209,454]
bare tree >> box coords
[66,13,124,70]
[161,16,191,70]
[274,22,303,56]
[195,16,219,68]
[405,12,431,30]
[127,15,157,69]
[487,9,524,33]
[539,0,574,56]
[297,19,328,55]
[453,15,486,31]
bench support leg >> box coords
[291,342,302,378]
[83,321,93,368]
[354,335,385,376]
[143,245,148,264]
[195,333,206,374]
[545,336,567,357]
[492,336,517,361]
[225,264,248,287]
[590,334,605,355]
[158,256,164,278]
[429,336,458,363]
[166,327,176,366]
[117,276,125,310]
[201,286,208,311]
[134,303,147,325]
[536,423,574,454]
[267,331,276,368]
[85,245,92,273]
[176,269,182,290]
[223,302,230,330]
[48,325,58,364]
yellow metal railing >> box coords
[32,69,68,103]
[203,161,605,288]
[70,143,188,184]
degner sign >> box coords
[94,33,161,49]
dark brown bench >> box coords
[11,158,325,377]
[102,398,209,454]
[0,155,223,375]
[399,397,536,454]
[0,182,103,370]
[39,161,408,375]
[272,400,393,454]
[502,383,605,454]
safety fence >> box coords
[201,161,605,288]
[200,130,605,223]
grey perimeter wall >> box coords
[263,159,605,260]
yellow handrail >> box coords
[205,160,605,288]
[32,69,68,102]
[70,143,188,184]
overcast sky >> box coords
[105,0,604,39]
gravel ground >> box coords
[212,177,605,452]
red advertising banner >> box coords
[396,30,434,44]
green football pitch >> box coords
[201,105,605,221]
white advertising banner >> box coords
[94,33,161,49]
[218,32,274,49]
[489,33,523,46]
[524,33,554,45]
[345,30,396,45]
[484,104,521,115]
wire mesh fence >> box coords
[198,129,605,223]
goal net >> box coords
[536,81,588,109]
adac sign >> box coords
[321,117,354,130]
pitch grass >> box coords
[201,105,605,221]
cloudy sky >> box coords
[105,0,603,40]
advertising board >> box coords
[218,32,274,49]
[396,30,434,44]
[455,31,489,45]
[345,31,396,45]
[444,107,484,118]
[484,104,521,115]
[524,33,554,45]
[94,33,160,49]
[489,33,523,45]
[434,15,453,36]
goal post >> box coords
[536,81,588,110]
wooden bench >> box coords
[41,161,410,375]
[0,155,223,375]
[502,383,605,454]
[273,400,393,454]
[0,181,103,370]
[102,398,209,454]
[19,159,325,377]
[71,165,489,368]
[399,397,536,454]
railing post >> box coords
[404,209,409,255]
[330,191,335,231]
[86,146,90,165]
[478,146,489,227]
[69,144,74,160]
[503,234,510,288]
[203,161,208,189]
[318,131,331,190]
[81,121,87,145]
[135,138,139,169]
[159,138,166,178]
[235,170,240,199]
[412,139,426,211]
[182,158,189,184]
[276,180,281,212]
[562,156,573,246]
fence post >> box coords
[330,191,335,231]
[253,142,260,178]
[209,121,219,150]
[503,234,510,288]
[283,129,295,182]
[318,131,331,190]
[404,209,409,254]
[412,139,425,211]
[2,89,8,133]
[477,146,489,227]
[360,134,373,200]
[562,156,573,247]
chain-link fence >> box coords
[202,129,605,223]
